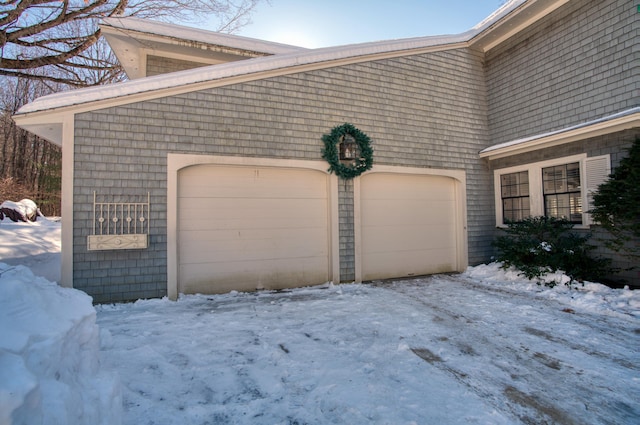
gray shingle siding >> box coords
[338,179,355,282]
[73,47,491,302]
[485,0,639,145]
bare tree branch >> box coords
[0,0,262,87]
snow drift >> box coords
[0,263,121,425]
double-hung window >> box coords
[542,162,582,223]
[500,171,529,222]
[494,154,610,227]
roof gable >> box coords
[101,17,306,79]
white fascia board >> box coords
[100,17,306,56]
[470,0,569,52]
[480,108,640,160]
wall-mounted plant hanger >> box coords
[87,192,149,251]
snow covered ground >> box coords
[1,220,639,424]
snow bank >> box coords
[0,219,61,283]
[0,263,121,425]
[465,262,640,318]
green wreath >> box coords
[321,123,374,180]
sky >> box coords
[234,0,507,48]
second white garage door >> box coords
[360,173,459,281]
[178,165,330,294]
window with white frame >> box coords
[500,171,530,222]
[494,154,610,227]
[542,162,582,223]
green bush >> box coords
[492,216,612,287]
[590,138,640,265]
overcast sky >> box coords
[234,0,507,48]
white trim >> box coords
[166,154,339,300]
[493,153,598,228]
[472,0,570,52]
[354,165,468,281]
[61,115,74,288]
[101,17,305,56]
[481,109,640,160]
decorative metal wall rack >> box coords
[87,192,149,251]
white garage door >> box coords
[178,165,330,294]
[360,173,458,281]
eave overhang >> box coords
[479,108,640,161]
[469,0,570,52]
[100,17,306,79]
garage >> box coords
[359,172,461,281]
[177,164,331,294]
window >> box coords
[542,162,582,223]
[493,154,610,227]
[500,171,530,222]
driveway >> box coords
[96,273,640,425]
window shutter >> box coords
[584,155,611,225]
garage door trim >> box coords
[167,153,339,300]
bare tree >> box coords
[0,77,62,215]
[0,0,262,87]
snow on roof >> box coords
[472,0,527,30]
[480,107,640,155]
[16,33,475,115]
[16,1,529,116]
[101,17,306,55]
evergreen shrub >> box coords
[493,216,612,287]
[590,138,640,265]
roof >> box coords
[101,17,305,56]
[14,0,570,144]
[101,17,306,79]
[16,31,473,115]
[480,108,640,160]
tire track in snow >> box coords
[374,275,640,425]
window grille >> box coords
[542,162,582,223]
[87,192,149,250]
[500,171,530,222]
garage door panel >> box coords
[179,198,327,231]
[179,166,326,199]
[178,165,330,294]
[363,249,457,280]
[362,224,456,253]
[180,216,327,232]
[361,173,459,281]
[180,257,329,294]
[180,227,329,263]
[362,175,454,200]
[361,200,456,226]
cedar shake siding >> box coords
[73,48,491,302]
